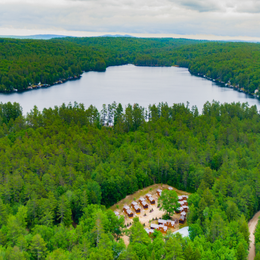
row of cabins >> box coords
[123,194,157,218]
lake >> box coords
[0,64,260,114]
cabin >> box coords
[183,200,188,206]
[139,197,149,209]
[146,194,156,205]
[158,219,167,225]
[158,219,175,228]
[168,187,173,191]
[178,195,183,201]
[150,224,168,233]
[114,211,120,218]
[182,195,189,200]
[123,205,134,218]
[159,225,168,233]
[179,215,185,224]
[131,201,141,214]
[179,201,186,207]
[156,189,162,197]
[182,206,189,213]
[165,220,175,228]
[175,207,183,213]
[181,211,187,219]
[145,228,154,236]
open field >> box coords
[110,184,191,246]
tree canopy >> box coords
[158,189,180,217]
[0,100,257,258]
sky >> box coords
[0,0,260,41]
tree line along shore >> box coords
[0,37,260,98]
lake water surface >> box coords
[0,65,260,114]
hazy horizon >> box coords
[0,0,259,42]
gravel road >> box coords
[248,211,260,260]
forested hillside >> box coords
[0,37,260,95]
[0,101,258,259]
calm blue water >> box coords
[0,65,259,114]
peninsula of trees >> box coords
[0,100,258,259]
[0,37,260,96]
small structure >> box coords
[181,211,187,218]
[114,211,120,218]
[145,228,154,235]
[131,201,141,214]
[123,205,134,218]
[158,219,175,228]
[179,215,185,224]
[172,226,189,238]
[183,200,188,206]
[159,225,168,233]
[158,219,167,225]
[150,224,168,233]
[156,189,162,197]
[175,207,183,213]
[165,220,175,228]
[146,194,156,205]
[179,201,186,207]
[182,195,189,200]
[178,195,183,201]
[182,206,189,213]
[139,197,149,209]
[168,187,174,191]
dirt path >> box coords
[248,211,260,260]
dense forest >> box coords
[0,37,260,96]
[0,100,259,259]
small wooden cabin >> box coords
[114,211,120,218]
[182,195,189,200]
[175,207,183,213]
[178,195,183,201]
[165,220,175,228]
[146,194,155,205]
[139,197,149,209]
[156,189,162,197]
[151,224,168,233]
[182,206,189,213]
[145,228,154,236]
[179,201,185,207]
[179,215,185,224]
[158,219,175,228]
[123,205,134,218]
[158,225,168,233]
[183,200,188,206]
[181,211,187,219]
[131,202,141,214]
[158,219,166,225]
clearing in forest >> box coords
[110,184,191,246]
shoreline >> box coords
[1,65,259,101]
[191,71,259,100]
